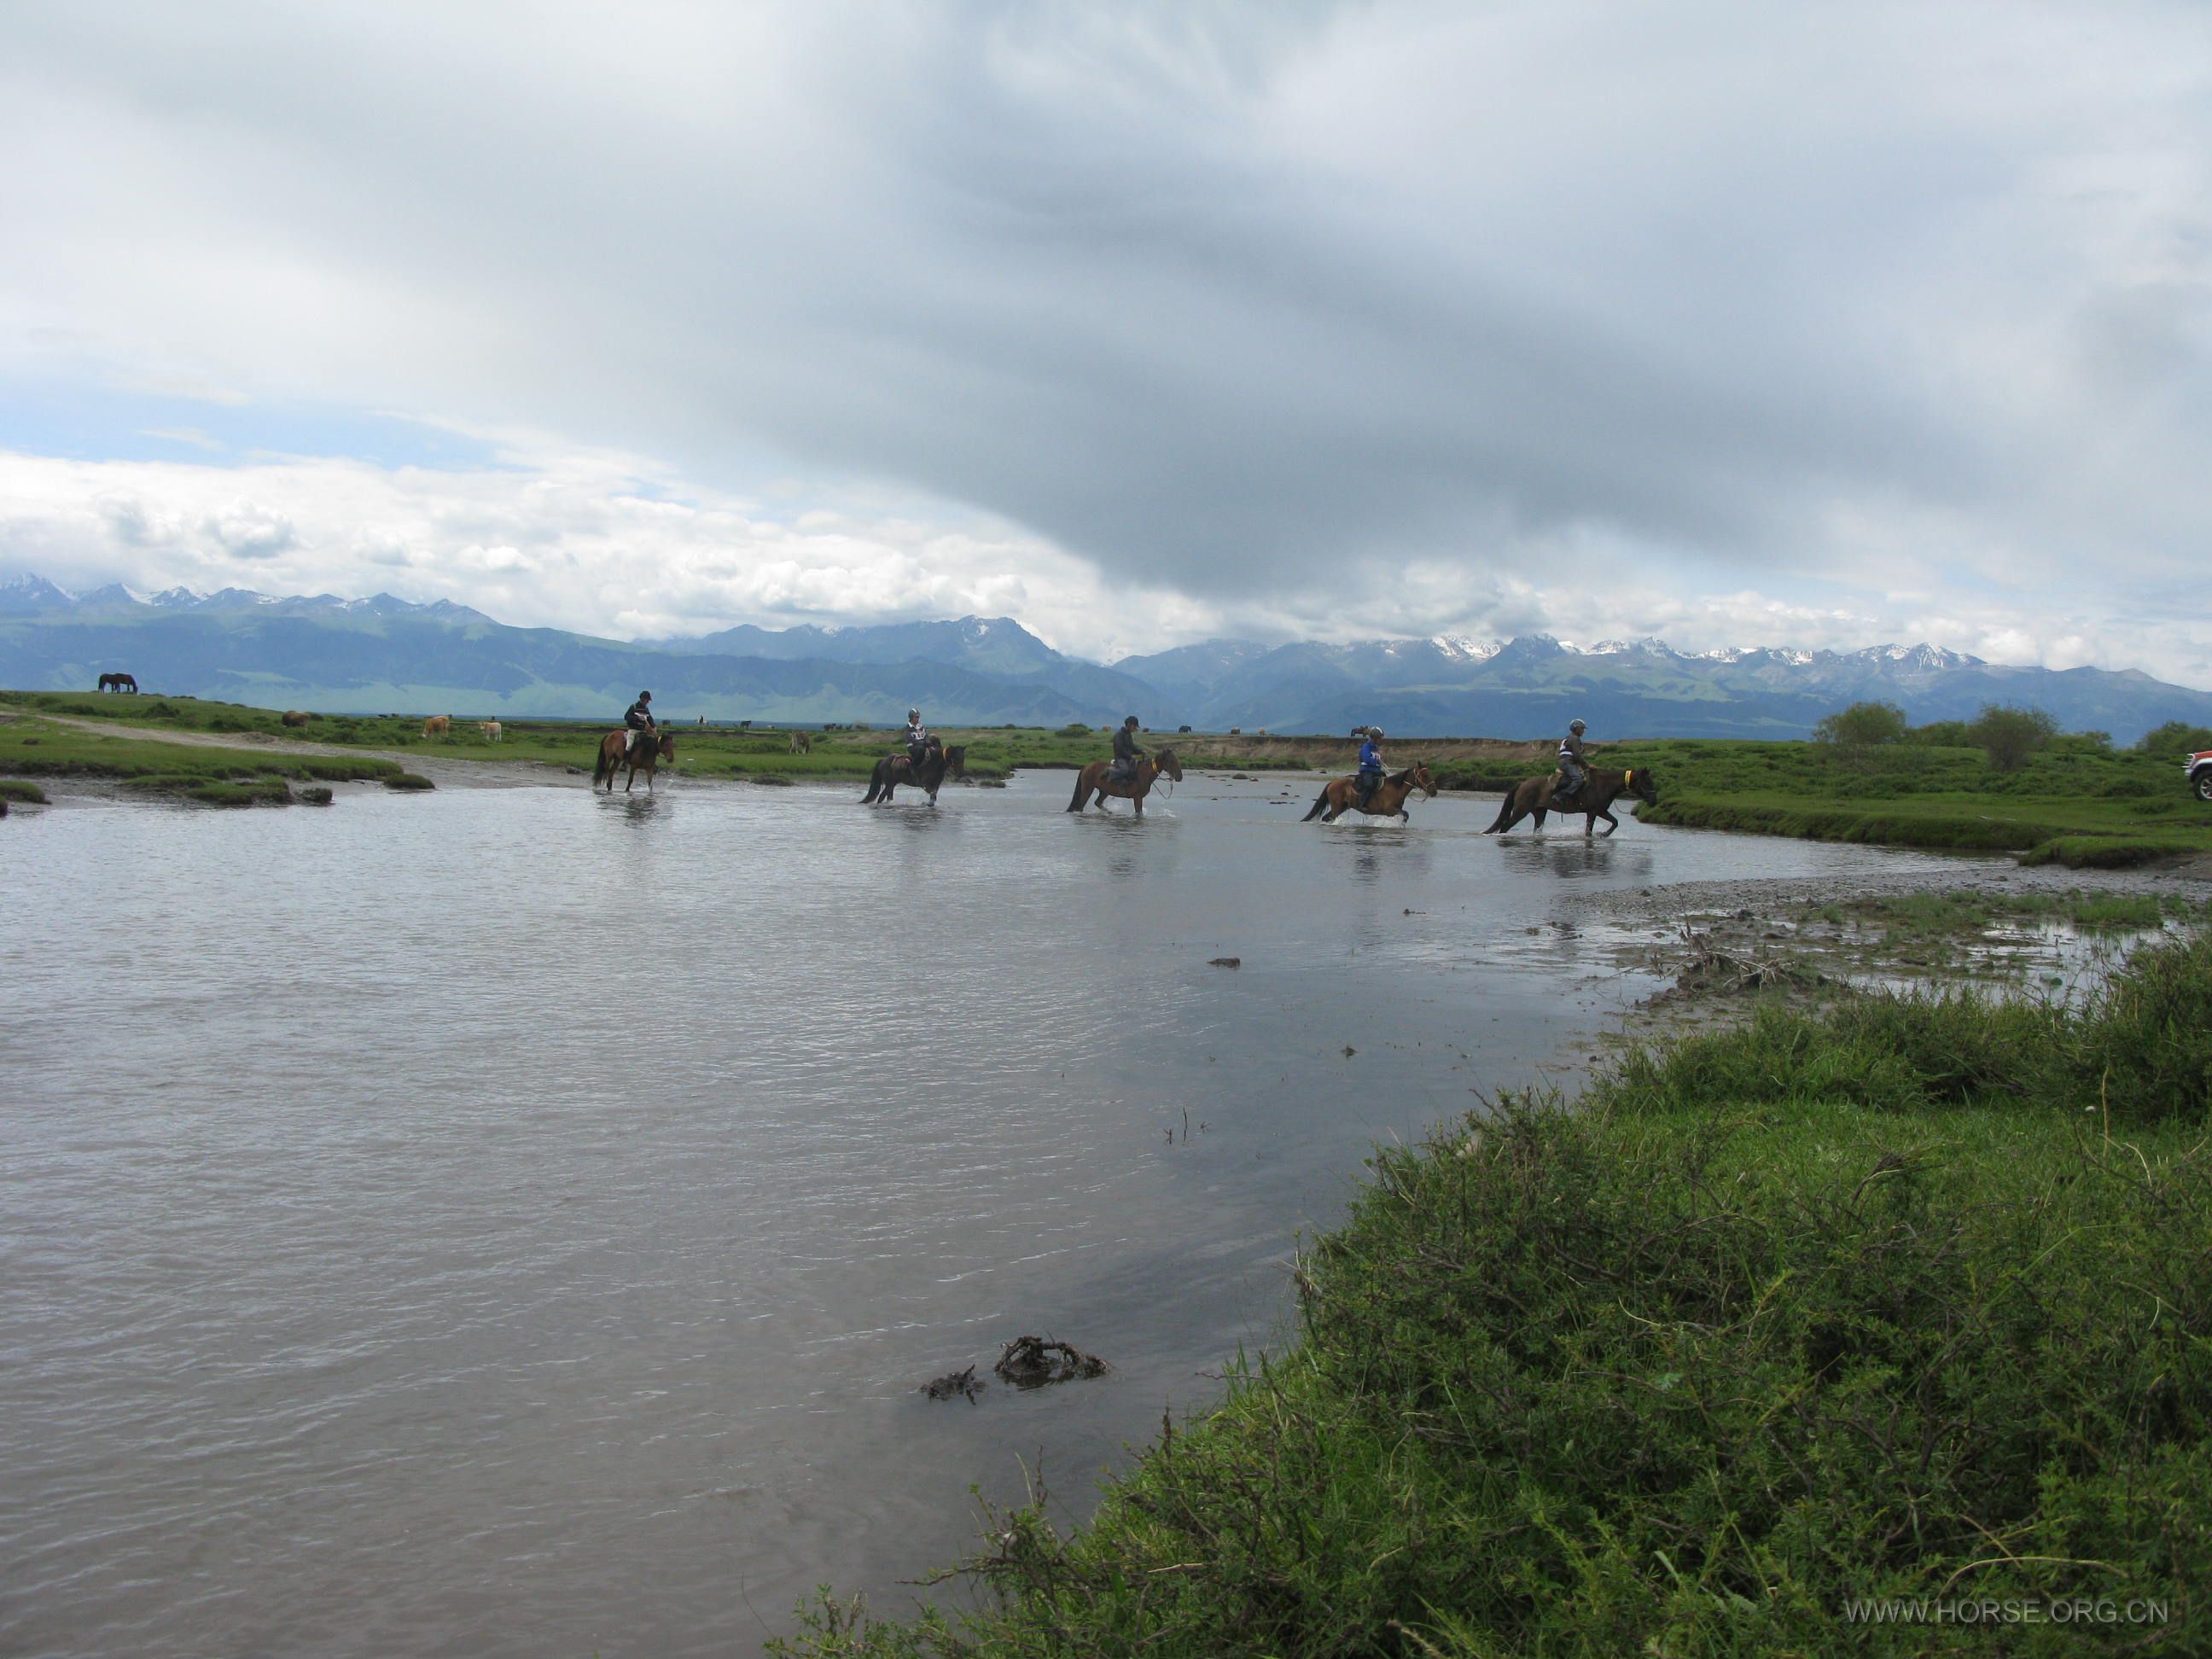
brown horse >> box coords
[1301,761,1438,824]
[1485,765,1658,837]
[860,737,966,805]
[594,729,676,793]
[1066,748,1183,815]
[422,714,451,738]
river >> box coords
[0,770,1976,1656]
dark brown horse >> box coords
[594,729,676,793]
[860,737,966,804]
[1485,765,1658,836]
[96,672,137,693]
[1301,761,1437,824]
[1067,748,1183,815]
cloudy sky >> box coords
[3,1,2208,679]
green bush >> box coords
[0,778,46,804]
[1813,700,1907,746]
[1970,703,2059,773]
[2135,720,2212,756]
[383,772,435,791]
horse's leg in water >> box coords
[1594,806,1617,836]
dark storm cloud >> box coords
[1,0,2208,664]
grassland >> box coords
[0,701,404,806]
[778,932,2212,1658]
[1429,733,2212,869]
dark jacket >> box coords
[1559,731,1585,763]
[1113,726,1144,765]
[626,700,655,730]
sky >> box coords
[2,1,2208,680]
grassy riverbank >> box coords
[1434,734,2212,870]
[779,934,2212,1657]
[0,706,404,804]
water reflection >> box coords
[1496,836,1656,883]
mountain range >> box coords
[5,573,2209,742]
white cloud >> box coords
[0,2,2207,682]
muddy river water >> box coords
[1,770,1983,1656]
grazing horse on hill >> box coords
[1066,748,1183,815]
[1302,761,1437,824]
[789,731,812,755]
[97,672,137,693]
[594,729,675,793]
[860,736,965,805]
[282,710,311,727]
[422,714,451,738]
[1485,765,1658,837]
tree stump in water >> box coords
[993,1336,1108,1388]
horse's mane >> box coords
[1388,764,1418,784]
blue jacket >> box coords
[1359,739,1382,773]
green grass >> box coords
[778,934,2212,1657]
[1522,736,2212,869]
[119,773,297,806]
[0,777,46,803]
[0,712,402,789]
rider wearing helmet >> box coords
[1557,718,1589,803]
[624,690,656,758]
[1355,726,1386,809]
[900,707,929,768]
[1111,715,1147,781]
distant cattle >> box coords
[789,731,813,754]
[97,672,138,694]
[739,719,752,730]
[1179,725,1192,733]
[480,721,503,742]
[422,715,451,738]
[282,710,311,727]
[1228,727,1242,736]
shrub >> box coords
[2136,719,2212,756]
[383,772,435,791]
[1969,702,2058,771]
[1812,700,1907,746]
[0,779,46,804]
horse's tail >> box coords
[860,765,885,805]
[1301,783,1332,822]
[592,741,613,789]
[1484,783,1519,834]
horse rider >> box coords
[1354,726,1386,810]
[899,707,929,769]
[624,689,656,759]
[1557,718,1589,804]
[1110,715,1147,782]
